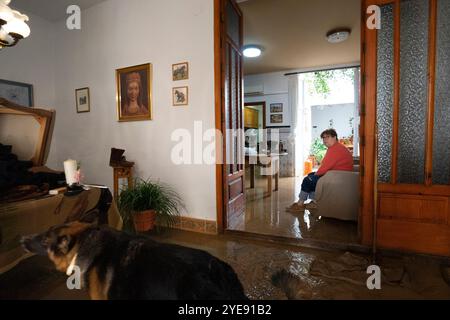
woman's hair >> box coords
[320,129,338,139]
[124,72,144,108]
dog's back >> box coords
[76,227,247,300]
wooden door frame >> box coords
[214,0,224,233]
[214,0,244,234]
[215,0,368,237]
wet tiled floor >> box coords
[1,229,449,300]
[230,170,358,244]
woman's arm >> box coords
[316,148,338,176]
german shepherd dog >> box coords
[21,222,248,300]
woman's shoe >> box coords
[305,201,318,210]
[286,202,306,212]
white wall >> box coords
[311,103,355,141]
[244,72,290,127]
[1,0,216,221]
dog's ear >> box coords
[56,235,72,255]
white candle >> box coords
[64,159,78,185]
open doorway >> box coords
[232,67,360,245]
[223,0,362,247]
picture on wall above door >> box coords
[270,114,283,124]
[173,86,188,106]
[270,103,283,113]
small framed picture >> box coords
[270,103,283,113]
[172,62,189,81]
[0,79,33,107]
[173,86,188,106]
[270,114,283,124]
[75,87,90,113]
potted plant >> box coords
[117,178,183,233]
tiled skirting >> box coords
[172,216,218,235]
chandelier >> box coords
[0,0,30,49]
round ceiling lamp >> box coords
[326,28,351,44]
[243,45,262,58]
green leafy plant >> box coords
[118,178,183,233]
[306,68,356,98]
[310,138,327,164]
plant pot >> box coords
[133,210,157,232]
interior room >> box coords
[232,0,362,246]
[0,0,449,301]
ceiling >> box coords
[10,0,107,22]
[238,0,361,75]
[9,0,360,74]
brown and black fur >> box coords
[21,222,248,300]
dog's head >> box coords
[21,221,92,272]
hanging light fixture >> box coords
[0,0,30,49]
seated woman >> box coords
[287,129,353,212]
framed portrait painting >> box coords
[172,62,189,81]
[116,63,152,122]
[75,87,90,113]
[0,79,33,107]
[173,86,188,106]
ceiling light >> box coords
[326,28,351,44]
[243,45,262,58]
[0,0,30,49]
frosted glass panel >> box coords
[432,0,450,185]
[377,4,394,183]
[397,0,429,184]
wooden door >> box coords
[218,0,245,229]
[244,107,259,128]
[362,0,450,256]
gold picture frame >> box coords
[116,63,152,122]
[75,87,90,113]
[172,86,188,106]
[270,114,283,124]
[172,62,189,81]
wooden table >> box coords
[246,154,283,195]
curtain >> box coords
[288,74,311,177]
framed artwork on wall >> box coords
[0,79,33,107]
[173,86,188,106]
[172,62,189,81]
[270,114,283,124]
[75,87,90,113]
[270,103,283,113]
[116,63,152,122]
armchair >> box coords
[314,167,360,221]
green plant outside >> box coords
[306,68,355,98]
[117,178,183,233]
[310,138,327,164]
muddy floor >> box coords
[0,229,449,300]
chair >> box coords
[314,167,360,221]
